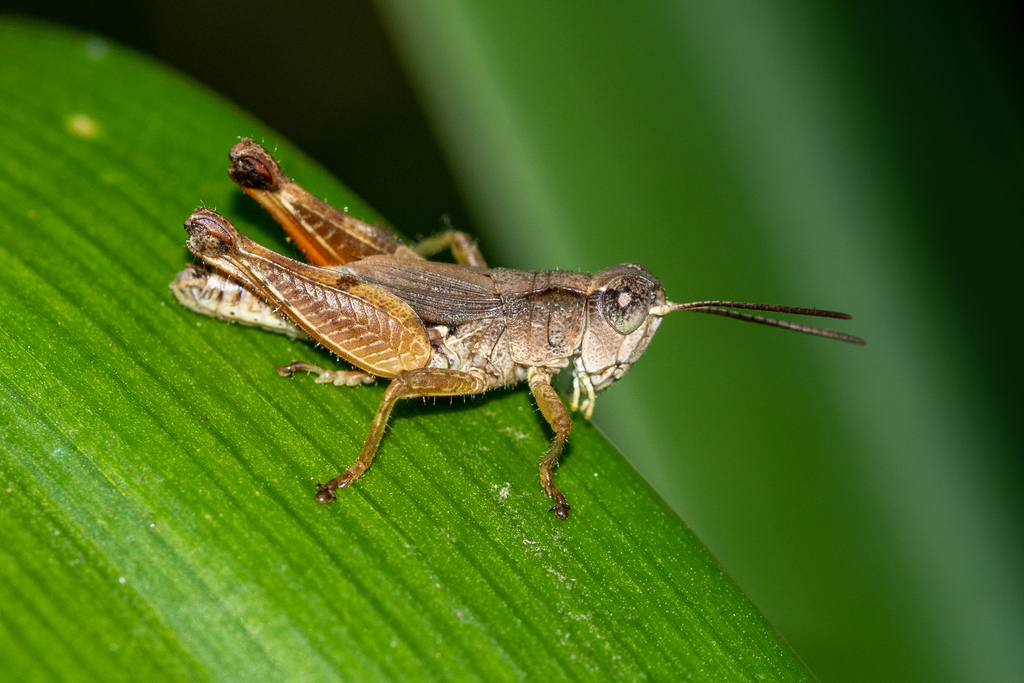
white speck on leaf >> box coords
[68,114,98,138]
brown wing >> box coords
[343,255,503,327]
[184,209,431,377]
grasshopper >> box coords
[173,140,863,518]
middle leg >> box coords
[316,367,487,503]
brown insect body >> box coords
[173,139,862,519]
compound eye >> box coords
[603,276,652,335]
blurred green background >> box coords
[2,1,1021,681]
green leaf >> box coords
[0,20,814,681]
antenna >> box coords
[650,300,865,345]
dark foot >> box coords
[315,484,336,504]
[549,494,571,520]
[315,470,358,504]
[279,361,329,379]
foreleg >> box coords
[528,369,574,519]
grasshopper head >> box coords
[578,264,667,392]
[576,268,865,403]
